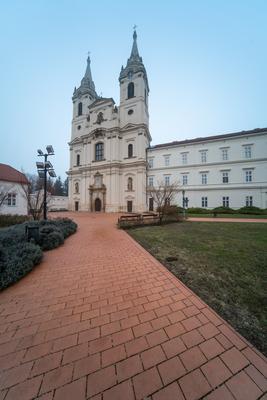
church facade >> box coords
[68,32,267,212]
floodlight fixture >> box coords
[38,170,45,178]
[48,169,57,178]
[36,161,44,169]
[46,145,54,154]
[45,161,53,168]
[37,149,43,155]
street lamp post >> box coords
[36,146,56,220]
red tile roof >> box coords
[0,164,29,185]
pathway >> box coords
[0,213,266,400]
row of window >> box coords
[201,196,253,208]
[74,177,134,194]
[148,145,254,168]
[148,169,254,187]
[75,143,134,165]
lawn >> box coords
[128,222,267,356]
[187,213,267,219]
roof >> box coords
[89,97,115,108]
[0,164,29,185]
[150,128,267,150]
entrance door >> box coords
[95,198,101,212]
[149,197,154,211]
[75,201,79,211]
[127,201,133,213]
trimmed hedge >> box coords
[0,214,30,228]
[0,218,77,291]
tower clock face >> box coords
[128,71,133,80]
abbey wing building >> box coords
[68,32,267,212]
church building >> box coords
[68,32,267,212]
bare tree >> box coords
[147,179,181,223]
[20,174,51,220]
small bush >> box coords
[0,214,30,228]
[187,207,210,214]
[237,206,266,215]
[212,206,235,214]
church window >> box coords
[78,102,83,116]
[128,143,133,158]
[128,82,134,99]
[182,175,188,185]
[127,177,133,191]
[77,125,81,130]
[75,182,79,193]
[128,109,134,115]
[76,154,80,166]
[95,142,104,161]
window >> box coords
[201,173,207,185]
[148,158,154,168]
[164,156,170,166]
[181,153,188,165]
[202,197,208,208]
[182,175,188,185]
[246,196,253,207]
[76,154,80,166]
[244,145,252,159]
[148,176,154,187]
[75,182,79,193]
[164,176,170,186]
[165,198,171,206]
[95,142,104,161]
[128,82,134,98]
[127,177,133,191]
[7,193,16,206]
[78,102,83,116]
[222,148,228,161]
[200,150,207,163]
[245,170,252,183]
[222,172,229,183]
[128,143,133,158]
[222,196,229,207]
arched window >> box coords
[95,142,104,161]
[75,182,79,193]
[127,177,133,191]
[76,154,80,166]
[128,143,133,158]
[78,102,83,116]
[127,82,134,99]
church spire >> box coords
[73,54,98,101]
[130,30,140,59]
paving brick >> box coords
[242,347,267,377]
[40,364,73,394]
[52,333,78,352]
[62,342,88,364]
[87,365,116,397]
[125,336,149,357]
[139,310,157,323]
[226,371,262,400]
[205,385,235,400]
[24,341,53,362]
[152,382,185,400]
[121,316,139,329]
[219,324,247,350]
[112,328,134,345]
[155,305,172,317]
[141,345,166,369]
[151,316,170,330]
[184,305,199,317]
[0,349,26,371]
[181,329,204,348]
[245,365,267,392]
[201,357,232,388]
[182,316,202,332]
[199,338,224,360]
[215,333,232,350]
[220,347,249,373]
[31,351,62,376]
[179,369,211,400]
[146,329,168,347]
[168,310,186,324]
[165,322,186,338]
[198,323,220,339]
[133,367,163,400]
[54,377,86,400]
[117,355,143,382]
[103,380,135,400]
[73,353,101,379]
[0,362,33,390]
[5,375,42,400]
[162,337,186,358]
[102,344,126,367]
[133,321,153,338]
[158,356,186,385]
[78,327,100,344]
[180,346,207,371]
[89,335,112,354]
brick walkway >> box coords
[0,213,266,400]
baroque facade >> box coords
[68,32,267,212]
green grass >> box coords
[188,213,267,219]
[128,222,267,356]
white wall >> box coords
[0,181,28,215]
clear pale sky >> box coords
[0,0,266,179]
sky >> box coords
[0,0,266,179]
